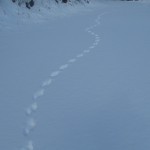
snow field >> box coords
[22,11,106,150]
[1,1,150,150]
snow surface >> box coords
[0,1,150,150]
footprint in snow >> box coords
[95,38,100,42]
[84,49,90,53]
[59,64,69,70]
[24,118,36,136]
[31,102,38,111]
[42,78,53,87]
[21,141,34,150]
[26,102,38,115]
[76,53,84,58]
[33,89,45,100]
[51,71,60,77]
[68,58,76,63]
[89,46,95,49]
[93,42,98,46]
[26,141,34,150]
[87,30,92,33]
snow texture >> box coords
[0,1,150,150]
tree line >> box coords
[12,0,90,9]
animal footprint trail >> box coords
[33,89,45,100]
[51,70,61,77]
[68,58,77,63]
[59,64,69,70]
[26,102,38,116]
[21,12,106,150]
[42,78,53,87]
[31,102,38,111]
[26,141,34,150]
[23,119,36,136]
[93,42,98,46]
[21,141,34,150]
[84,49,90,53]
[89,45,95,49]
[76,53,84,58]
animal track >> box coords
[84,49,90,53]
[21,12,107,150]
[26,102,38,116]
[33,89,45,100]
[59,64,69,70]
[21,141,34,150]
[68,58,77,63]
[51,71,61,77]
[24,118,36,136]
[76,53,84,58]
[42,78,53,87]
[89,45,95,49]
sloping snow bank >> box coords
[0,0,98,28]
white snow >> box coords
[30,102,38,111]
[42,78,53,87]
[68,58,77,63]
[33,89,45,99]
[26,141,34,150]
[76,53,84,58]
[50,70,61,77]
[0,1,150,150]
[59,64,69,70]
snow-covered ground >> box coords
[0,1,150,150]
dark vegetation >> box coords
[12,0,90,9]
